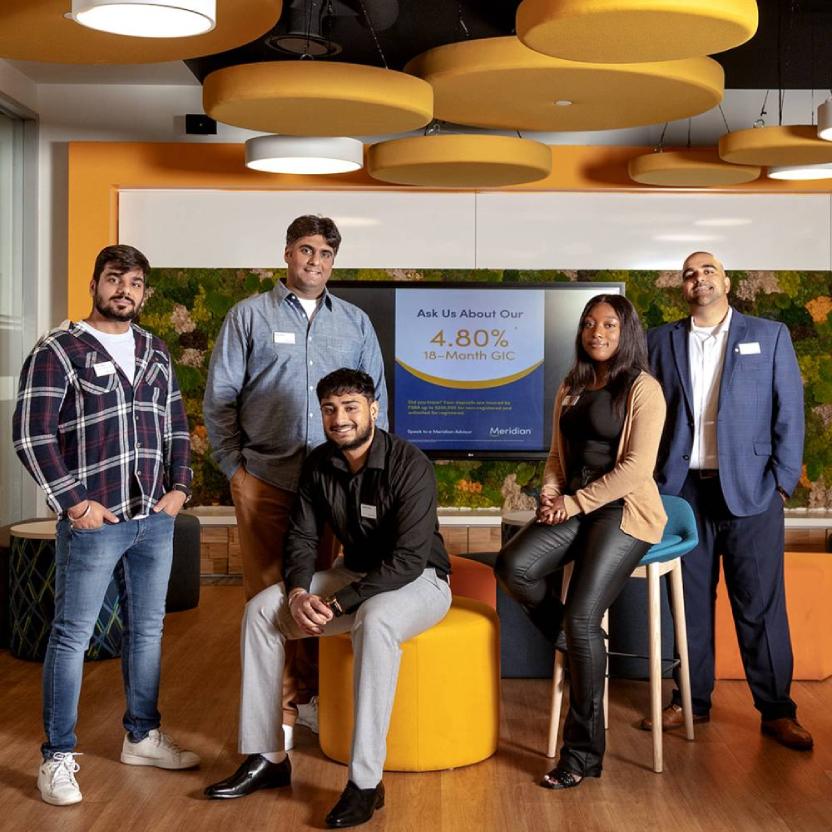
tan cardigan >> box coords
[541,371,667,544]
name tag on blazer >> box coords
[273,331,296,345]
[360,503,378,520]
[737,341,761,355]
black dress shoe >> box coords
[540,766,583,790]
[204,754,291,799]
[325,780,385,828]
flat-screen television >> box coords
[329,281,624,460]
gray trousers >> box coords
[239,560,452,788]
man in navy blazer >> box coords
[644,251,812,750]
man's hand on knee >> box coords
[288,590,333,635]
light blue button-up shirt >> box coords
[204,280,388,493]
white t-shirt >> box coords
[78,320,136,384]
[297,296,320,320]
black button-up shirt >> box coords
[283,428,451,613]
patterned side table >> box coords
[9,521,123,661]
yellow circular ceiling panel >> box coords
[516,0,758,64]
[0,0,282,64]
[719,126,832,166]
[204,61,433,137]
[628,149,761,187]
[405,37,724,132]
[367,135,552,188]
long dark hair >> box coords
[563,294,650,415]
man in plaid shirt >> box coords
[13,244,199,807]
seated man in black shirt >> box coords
[205,368,452,828]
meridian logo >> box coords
[489,426,532,436]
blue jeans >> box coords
[43,512,175,758]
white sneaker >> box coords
[120,729,200,769]
[38,752,82,806]
[282,723,294,751]
[297,696,319,734]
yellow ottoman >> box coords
[319,596,500,771]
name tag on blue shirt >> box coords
[738,341,761,355]
[360,503,378,520]
[273,331,296,345]
[94,361,116,376]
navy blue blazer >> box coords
[647,309,804,517]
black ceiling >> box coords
[186,0,832,91]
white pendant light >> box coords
[245,136,364,175]
[819,98,832,142]
[70,0,216,38]
[767,162,832,181]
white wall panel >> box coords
[118,190,476,269]
[475,192,832,271]
[120,189,832,273]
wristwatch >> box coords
[172,483,192,504]
[323,595,344,617]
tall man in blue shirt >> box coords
[203,215,388,745]
[14,245,199,807]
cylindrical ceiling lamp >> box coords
[245,136,364,175]
[767,163,832,181]
[71,0,217,37]
[719,125,832,166]
[516,0,758,64]
[819,99,832,142]
[367,135,552,188]
[628,149,760,187]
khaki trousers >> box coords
[231,467,338,724]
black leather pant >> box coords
[495,503,650,775]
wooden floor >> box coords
[2,586,831,832]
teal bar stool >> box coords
[547,495,699,773]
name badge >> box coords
[563,395,580,406]
[273,331,296,345]
[360,503,378,520]
[93,361,116,377]
[737,341,761,355]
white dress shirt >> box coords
[688,307,732,470]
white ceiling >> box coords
[7,58,199,85]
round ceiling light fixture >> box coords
[405,37,724,132]
[767,162,832,181]
[819,99,832,142]
[205,61,433,136]
[628,149,760,187]
[516,0,758,63]
[719,125,832,166]
[367,134,552,188]
[245,136,364,175]
[70,0,216,38]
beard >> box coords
[95,294,140,322]
[329,421,373,451]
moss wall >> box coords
[140,267,832,509]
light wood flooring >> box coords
[1,585,831,832]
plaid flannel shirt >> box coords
[13,321,192,520]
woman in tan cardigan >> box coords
[496,294,666,789]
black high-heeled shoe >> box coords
[540,766,583,790]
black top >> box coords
[559,387,624,493]
[283,428,451,613]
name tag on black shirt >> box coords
[360,503,378,520]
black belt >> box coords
[692,469,719,480]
